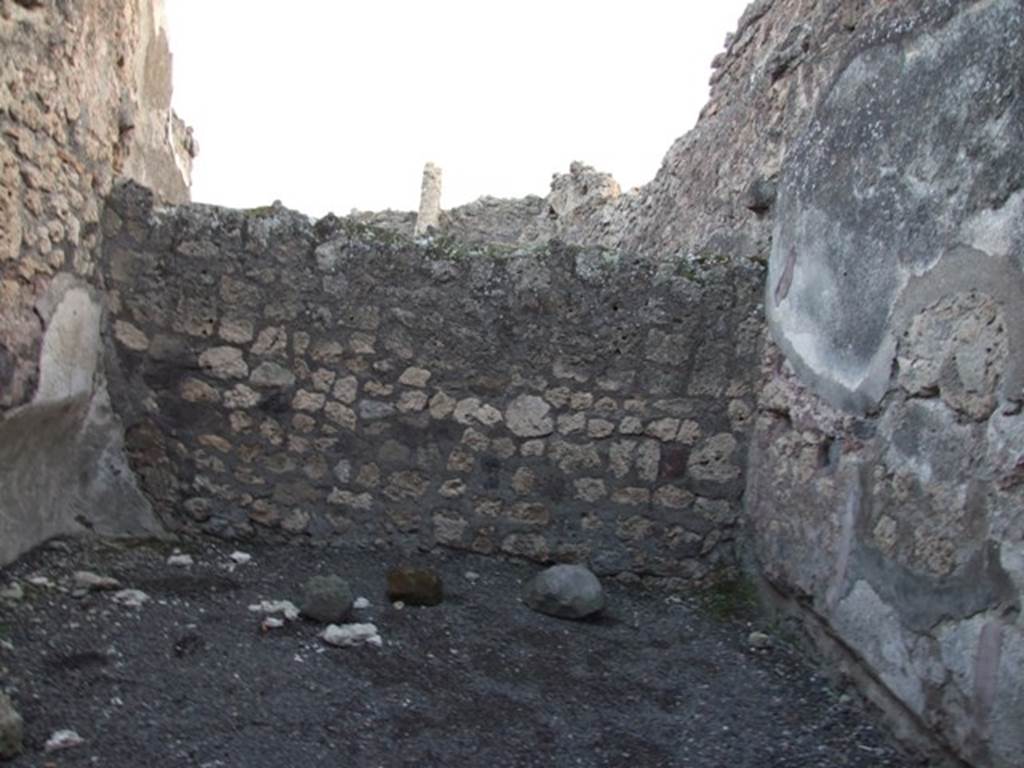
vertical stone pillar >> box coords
[414,162,442,236]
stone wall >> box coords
[3,0,1022,764]
[0,0,191,564]
[100,182,763,583]
[746,2,1024,766]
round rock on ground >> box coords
[524,564,605,620]
[300,575,354,623]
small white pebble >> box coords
[167,554,194,567]
[464,571,480,582]
[353,597,371,610]
[392,601,405,611]
[27,575,54,588]
[112,589,150,608]
[45,729,85,752]
[248,600,300,621]
[229,551,252,565]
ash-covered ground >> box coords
[0,537,925,767]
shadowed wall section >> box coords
[100,183,763,585]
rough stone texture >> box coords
[0,0,192,412]
[766,0,1024,414]
[0,0,191,564]
[100,182,761,582]
[743,2,1024,767]
[300,574,353,624]
[3,0,1019,763]
[524,564,605,620]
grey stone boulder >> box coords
[524,564,605,620]
[0,693,23,760]
[300,575,353,624]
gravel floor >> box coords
[0,537,927,767]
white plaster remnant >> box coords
[35,286,102,403]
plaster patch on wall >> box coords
[833,580,924,716]
[34,283,102,404]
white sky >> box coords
[166,1,750,217]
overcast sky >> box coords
[166,1,750,217]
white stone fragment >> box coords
[73,571,121,591]
[26,576,54,588]
[248,599,300,621]
[320,623,382,648]
[353,597,371,610]
[45,729,84,752]
[167,554,194,567]
[112,589,150,608]
[229,551,252,565]
[261,617,285,631]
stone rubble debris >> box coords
[26,576,54,588]
[44,729,85,752]
[320,623,382,648]
[353,596,371,610]
[167,553,194,567]
[229,551,252,564]
[112,589,150,608]
[73,571,122,591]
[248,599,300,621]
[524,564,605,620]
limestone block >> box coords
[332,376,359,404]
[398,366,432,387]
[250,361,296,389]
[113,320,149,352]
[199,346,248,380]
[505,394,554,437]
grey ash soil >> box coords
[0,538,924,768]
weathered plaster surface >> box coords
[750,2,1024,765]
